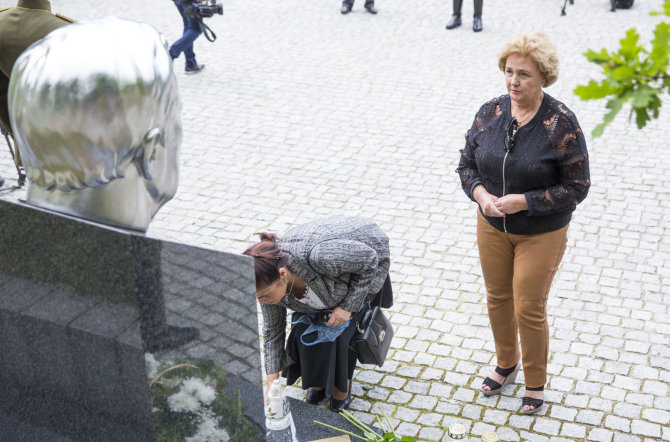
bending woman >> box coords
[244,216,391,412]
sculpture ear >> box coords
[135,128,165,180]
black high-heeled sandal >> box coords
[481,363,520,396]
[522,386,545,414]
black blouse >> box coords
[457,93,590,235]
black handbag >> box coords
[350,305,393,366]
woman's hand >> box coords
[474,186,506,218]
[264,372,279,404]
[326,307,352,327]
[494,194,528,215]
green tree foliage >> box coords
[574,1,670,137]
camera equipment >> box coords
[187,0,223,19]
[185,1,222,42]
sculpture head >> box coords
[8,17,182,232]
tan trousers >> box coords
[476,210,568,388]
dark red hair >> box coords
[243,233,289,290]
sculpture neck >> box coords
[25,175,157,232]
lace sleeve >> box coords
[456,113,485,201]
[525,112,590,216]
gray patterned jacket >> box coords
[262,216,390,374]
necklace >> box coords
[287,274,308,298]
[512,93,543,126]
[287,275,295,295]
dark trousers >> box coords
[169,0,202,68]
[343,0,375,7]
[452,0,483,16]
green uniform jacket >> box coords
[0,0,73,165]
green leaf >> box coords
[611,65,637,80]
[574,80,619,100]
[649,0,670,16]
[631,86,658,109]
[592,122,607,138]
[619,28,642,60]
[648,23,670,75]
[584,48,612,64]
[634,107,651,128]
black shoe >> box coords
[341,3,352,14]
[305,388,327,404]
[185,63,205,75]
[364,3,377,13]
[330,390,352,413]
[145,325,200,353]
[445,14,462,29]
[473,15,483,32]
[522,386,545,415]
[0,176,4,187]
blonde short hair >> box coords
[497,32,559,87]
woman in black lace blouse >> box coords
[457,32,590,414]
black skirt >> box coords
[282,275,393,395]
[283,310,360,396]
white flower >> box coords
[185,417,230,442]
[182,377,216,405]
[144,353,160,379]
[196,384,216,405]
[182,377,206,395]
[168,391,201,413]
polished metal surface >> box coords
[8,17,182,232]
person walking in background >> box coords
[341,0,377,15]
[456,32,590,414]
[446,0,483,32]
[169,0,205,74]
[0,0,73,187]
[244,217,392,413]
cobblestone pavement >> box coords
[1,0,668,440]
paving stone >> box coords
[641,408,670,425]
[626,393,655,407]
[605,415,631,432]
[482,408,509,426]
[602,386,627,401]
[395,406,420,422]
[612,433,641,442]
[419,367,444,380]
[388,390,413,404]
[418,426,443,441]
[533,418,561,436]
[588,428,614,442]
[576,380,602,395]
[642,379,668,397]
[452,388,475,403]
[560,422,587,439]
[416,412,442,427]
[550,405,578,421]
[408,395,438,410]
[589,397,614,412]
[630,420,661,438]
[519,431,549,442]
[576,409,604,425]
[435,401,461,416]
[395,422,420,437]
[509,414,532,431]
[381,375,407,390]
